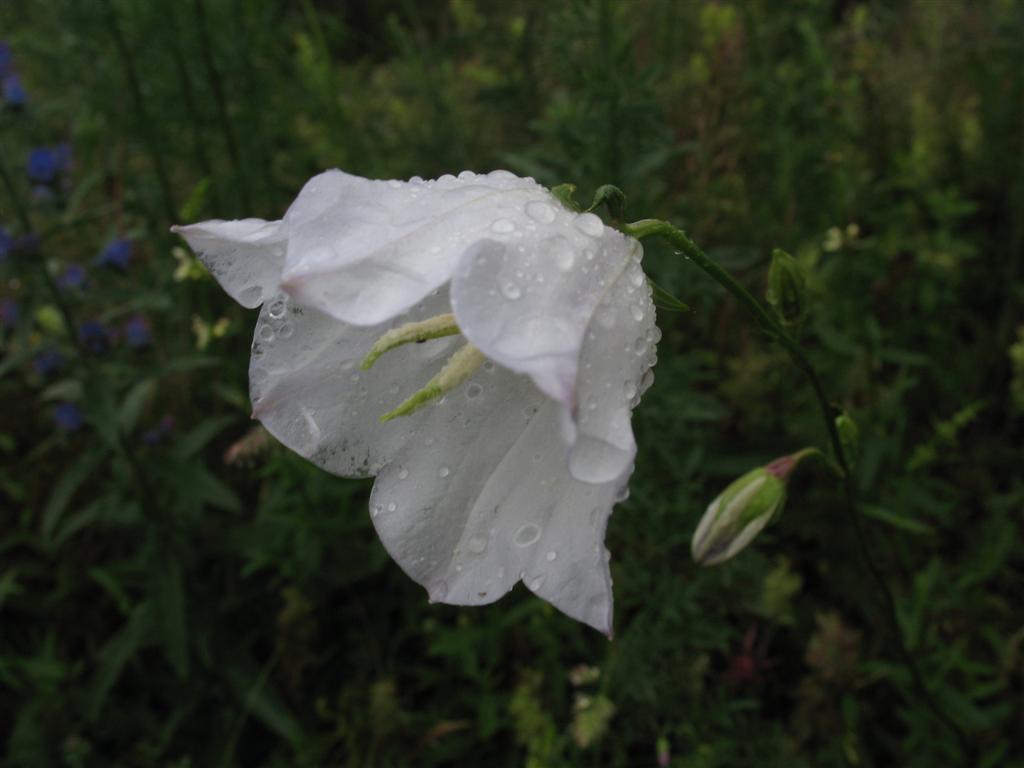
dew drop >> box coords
[398,467,409,480]
[458,170,475,180]
[268,299,286,319]
[630,303,645,322]
[257,325,274,341]
[387,502,397,512]
[371,503,383,517]
[574,212,604,237]
[240,286,263,304]
[545,551,557,562]
[514,523,541,547]
[553,242,575,272]
[438,466,450,478]
[466,383,483,399]
[277,323,294,339]
[501,281,522,300]
[629,269,645,288]
[526,200,556,223]
[387,179,402,189]
[528,575,546,591]
[491,218,516,234]
[468,536,488,554]
[633,337,649,355]
[623,380,637,399]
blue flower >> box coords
[33,349,66,376]
[2,74,25,107]
[0,298,19,327]
[78,320,111,353]
[27,147,58,184]
[0,227,12,262]
[142,415,175,445]
[98,238,132,270]
[123,313,151,348]
[0,42,12,77]
[54,402,83,432]
[59,264,88,290]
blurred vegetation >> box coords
[1,0,1022,766]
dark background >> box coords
[1,1,1022,766]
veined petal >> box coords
[278,169,543,326]
[569,251,658,484]
[449,210,635,404]
[171,218,285,308]
[248,288,460,477]
[451,212,655,484]
[368,365,621,635]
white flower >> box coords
[173,169,659,634]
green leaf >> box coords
[648,277,690,312]
[175,415,237,459]
[861,504,935,536]
[223,659,304,745]
[41,449,107,543]
[118,379,156,433]
[89,602,151,721]
[152,549,189,678]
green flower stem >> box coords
[622,217,971,755]
[624,219,847,473]
[100,0,177,223]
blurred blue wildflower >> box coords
[54,402,83,432]
[142,415,175,445]
[2,73,25,107]
[59,264,88,290]
[123,313,151,348]
[14,232,39,257]
[0,227,12,262]
[0,42,12,76]
[98,238,132,270]
[0,298,20,327]
[33,349,66,376]
[78,320,111,353]
[27,147,58,184]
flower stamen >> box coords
[360,313,461,370]
[380,342,486,422]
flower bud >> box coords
[834,412,859,469]
[766,248,808,326]
[692,453,804,566]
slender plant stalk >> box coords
[100,0,177,223]
[193,0,252,213]
[622,218,972,756]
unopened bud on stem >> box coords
[691,449,813,566]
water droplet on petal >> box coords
[257,325,274,341]
[501,282,522,300]
[278,323,293,339]
[240,286,263,304]
[545,551,557,562]
[466,383,482,399]
[491,218,515,234]
[398,467,409,480]
[514,523,541,547]
[633,337,649,355]
[468,536,488,554]
[526,200,556,223]
[438,466,450,478]
[574,212,604,237]
[371,503,383,517]
[387,502,397,512]
[528,575,546,591]
[630,303,645,322]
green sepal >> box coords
[550,183,581,212]
[587,184,626,222]
[766,248,808,326]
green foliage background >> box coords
[1,0,1022,765]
